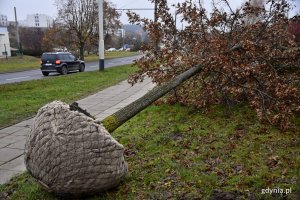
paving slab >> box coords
[13,119,34,127]
[0,148,24,163]
[0,169,24,184]
[7,140,26,150]
[0,155,26,171]
[0,126,24,136]
[0,142,9,149]
[0,135,26,146]
[0,132,12,139]
[12,128,30,136]
[95,114,109,120]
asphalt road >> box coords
[0,55,141,85]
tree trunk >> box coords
[100,65,202,132]
[79,44,85,60]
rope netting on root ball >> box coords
[25,101,128,197]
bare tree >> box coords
[55,0,121,60]
[19,27,45,56]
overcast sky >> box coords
[0,0,299,24]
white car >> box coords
[107,48,116,52]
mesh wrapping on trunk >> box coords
[24,101,128,197]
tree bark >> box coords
[79,44,85,60]
[100,65,203,132]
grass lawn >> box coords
[0,56,40,73]
[0,104,299,200]
[0,52,138,73]
[84,51,138,62]
[0,64,136,128]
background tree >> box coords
[128,0,299,129]
[42,21,70,52]
[55,0,121,60]
[103,1,122,35]
[124,32,143,51]
[19,27,45,56]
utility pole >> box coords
[154,0,159,55]
[4,44,7,59]
[122,25,125,50]
[98,0,105,71]
[14,7,21,56]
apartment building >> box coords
[19,13,53,28]
[0,27,11,58]
[0,14,8,27]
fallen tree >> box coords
[25,64,202,197]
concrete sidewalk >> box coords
[0,78,155,184]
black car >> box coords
[40,52,85,76]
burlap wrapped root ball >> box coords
[24,101,128,197]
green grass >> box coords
[0,104,299,199]
[84,51,138,62]
[0,52,138,73]
[0,55,40,73]
[0,64,136,128]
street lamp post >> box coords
[4,44,7,59]
[14,7,21,55]
[98,0,105,71]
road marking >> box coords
[6,76,30,81]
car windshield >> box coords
[42,54,56,61]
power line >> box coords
[118,0,137,9]
[115,8,154,11]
